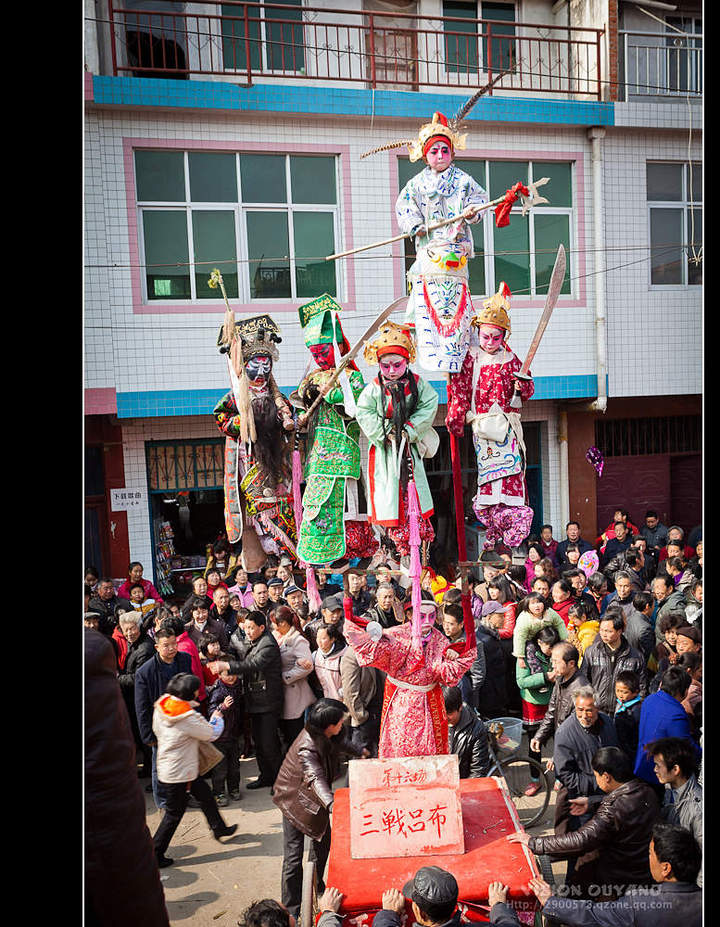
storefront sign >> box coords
[111,488,146,511]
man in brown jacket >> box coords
[340,645,382,756]
[508,746,659,900]
[530,642,588,756]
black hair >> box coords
[553,641,579,666]
[85,565,99,579]
[615,669,640,692]
[443,603,464,623]
[645,737,698,779]
[252,580,268,592]
[567,600,590,620]
[508,564,527,585]
[305,698,347,737]
[651,822,702,884]
[566,521,580,530]
[128,582,145,594]
[666,539,683,551]
[318,622,345,645]
[553,578,573,597]
[536,625,561,647]
[561,567,582,580]
[155,624,177,641]
[98,577,116,588]
[240,899,291,927]
[163,614,188,637]
[645,509,658,519]
[442,685,463,714]
[245,609,267,628]
[613,520,625,530]
[624,549,640,568]
[587,572,608,593]
[442,587,462,606]
[537,558,557,582]
[653,572,674,591]
[657,612,688,635]
[165,673,201,700]
[518,592,547,616]
[633,591,653,612]
[127,561,143,573]
[660,666,692,699]
[541,524,553,532]
[591,746,634,782]
[488,575,515,603]
[666,555,686,572]
[198,632,220,656]
[189,595,210,612]
[677,651,702,672]
[599,612,625,631]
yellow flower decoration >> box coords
[208,268,223,290]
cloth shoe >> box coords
[523,781,542,797]
[229,789,242,801]
[215,793,229,807]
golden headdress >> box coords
[361,112,466,163]
[472,282,512,334]
[363,321,417,365]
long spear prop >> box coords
[325,178,550,263]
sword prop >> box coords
[325,179,550,263]
[509,243,566,410]
[298,295,408,424]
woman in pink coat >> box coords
[117,561,164,604]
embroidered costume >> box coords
[292,294,378,566]
[446,285,535,548]
[213,314,298,571]
[355,322,439,557]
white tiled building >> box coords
[84,0,701,590]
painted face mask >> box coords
[379,355,408,381]
[477,324,505,354]
[245,354,272,382]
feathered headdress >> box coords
[472,282,512,333]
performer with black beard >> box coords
[355,322,439,557]
[213,314,298,572]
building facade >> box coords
[84,0,702,590]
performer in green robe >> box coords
[293,295,378,566]
[355,321,440,557]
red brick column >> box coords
[608,0,619,101]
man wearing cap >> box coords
[305,595,345,651]
[267,577,286,607]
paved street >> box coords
[146,741,563,926]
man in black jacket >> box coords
[134,626,193,810]
[116,612,156,776]
[209,610,283,790]
[581,612,648,714]
[530,642,588,755]
[600,521,632,571]
[88,578,131,636]
[444,686,491,777]
[474,612,506,719]
[556,521,594,570]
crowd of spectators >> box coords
[84,509,702,923]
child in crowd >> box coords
[513,593,567,669]
[565,600,599,665]
[207,667,244,805]
[128,581,158,627]
[198,632,225,694]
[518,625,560,793]
[613,669,643,761]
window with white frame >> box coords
[135,149,339,302]
[647,161,702,286]
[399,157,573,297]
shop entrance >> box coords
[146,438,226,599]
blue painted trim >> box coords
[116,374,601,418]
[91,76,614,126]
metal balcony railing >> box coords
[106,0,605,100]
[619,29,702,99]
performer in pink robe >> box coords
[446,284,535,549]
[343,598,477,758]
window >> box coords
[647,161,702,286]
[443,1,516,75]
[398,157,573,298]
[221,0,305,73]
[135,150,339,302]
[665,16,702,94]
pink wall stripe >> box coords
[85,388,118,415]
[123,138,356,315]
[85,72,94,101]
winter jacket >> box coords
[275,627,317,720]
[623,610,655,664]
[134,650,193,745]
[312,643,347,700]
[272,728,363,841]
[556,537,594,569]
[340,646,377,727]
[600,536,632,570]
[152,694,224,783]
[474,622,507,719]
[181,592,212,622]
[184,616,230,652]
[448,704,491,777]
[207,677,244,741]
[88,593,132,636]
[516,647,553,707]
[495,600,517,641]
[226,628,284,715]
[614,695,643,761]
[176,631,207,701]
[513,606,566,659]
[634,689,700,784]
[553,712,620,799]
[116,632,155,699]
[534,668,590,747]
[551,596,573,627]
[581,635,648,714]
[660,772,702,849]
[529,778,659,888]
[84,629,171,927]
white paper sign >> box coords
[110,488,146,511]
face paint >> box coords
[246,354,272,381]
[425,141,453,172]
[379,354,408,381]
[477,324,504,354]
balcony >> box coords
[619,29,702,100]
[103,1,605,101]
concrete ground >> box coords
[146,739,563,926]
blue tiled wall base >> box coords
[116,375,600,418]
[92,76,614,126]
